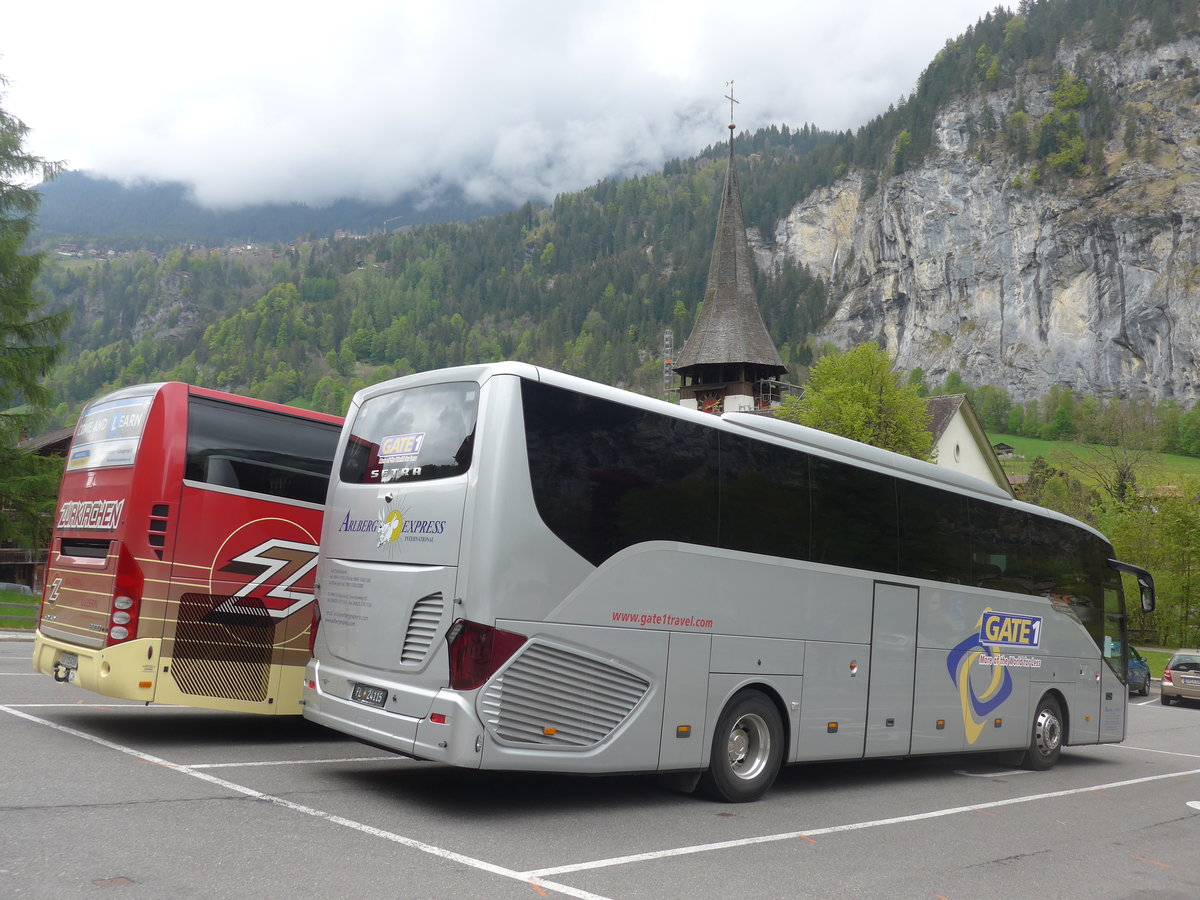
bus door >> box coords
[865,582,918,757]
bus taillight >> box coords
[446,619,526,691]
[308,598,321,656]
[107,545,144,646]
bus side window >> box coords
[809,456,898,575]
[718,432,809,561]
[896,480,970,583]
[969,500,1030,593]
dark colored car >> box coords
[1160,649,1200,706]
[1127,647,1151,696]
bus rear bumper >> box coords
[32,631,158,703]
[302,660,483,768]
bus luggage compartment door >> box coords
[864,582,918,758]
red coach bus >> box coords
[32,383,343,715]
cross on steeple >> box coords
[725,80,738,131]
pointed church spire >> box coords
[675,85,786,413]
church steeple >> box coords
[674,86,786,414]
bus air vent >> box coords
[479,643,649,747]
[401,592,444,664]
[148,505,171,560]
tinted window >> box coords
[340,382,478,485]
[185,397,340,504]
[523,380,718,566]
[719,432,809,560]
[810,455,898,574]
[897,481,971,583]
[969,500,1029,593]
[1029,516,1101,607]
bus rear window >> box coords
[340,382,478,485]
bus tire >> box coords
[699,689,784,803]
[1020,695,1063,771]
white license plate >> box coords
[1182,676,1200,685]
[350,683,388,708]
[59,651,78,670]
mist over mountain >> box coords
[34,171,514,245]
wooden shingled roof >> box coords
[673,135,786,377]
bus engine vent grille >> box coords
[400,592,444,664]
[170,593,273,702]
[480,644,649,747]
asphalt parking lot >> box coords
[3,634,1199,899]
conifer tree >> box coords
[0,76,68,546]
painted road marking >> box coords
[190,757,397,768]
[523,766,1200,878]
[0,703,613,900]
[5,700,1200,895]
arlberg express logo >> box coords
[947,609,1043,744]
[336,496,447,558]
[208,518,320,619]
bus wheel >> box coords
[700,690,784,802]
[1020,695,1063,771]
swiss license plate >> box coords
[350,683,388,708]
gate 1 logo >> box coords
[947,608,1016,745]
[208,518,320,619]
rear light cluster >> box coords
[1162,669,1173,683]
[445,619,526,691]
[308,596,321,656]
[107,545,144,647]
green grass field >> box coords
[1137,648,1174,680]
[0,590,39,631]
[987,432,1200,484]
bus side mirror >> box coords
[1109,559,1156,613]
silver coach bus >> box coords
[302,362,1155,801]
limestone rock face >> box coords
[761,27,1200,402]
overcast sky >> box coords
[3,0,1004,210]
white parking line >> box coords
[522,766,1200,879]
[1115,743,1200,761]
[190,757,398,769]
[0,703,612,900]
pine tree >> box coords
[1,75,68,546]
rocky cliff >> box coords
[761,22,1200,403]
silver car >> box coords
[1160,649,1200,706]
